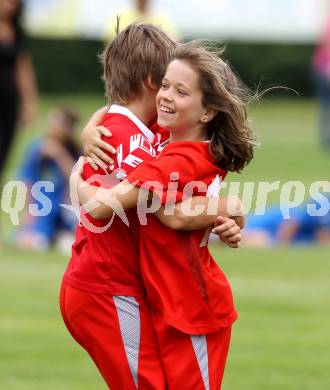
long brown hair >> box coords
[173,41,256,173]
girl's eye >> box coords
[178,89,187,96]
[161,83,168,89]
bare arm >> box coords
[76,173,141,219]
[81,107,108,136]
[73,161,243,248]
[75,160,244,226]
[74,159,244,224]
[16,52,38,125]
[155,196,244,230]
[156,196,244,248]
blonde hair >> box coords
[100,23,177,105]
[173,41,256,172]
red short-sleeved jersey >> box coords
[63,105,163,296]
[127,141,238,334]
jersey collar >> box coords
[108,104,155,143]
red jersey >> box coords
[127,141,238,334]
[63,105,163,296]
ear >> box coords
[145,75,159,92]
[200,107,216,124]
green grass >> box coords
[0,247,329,389]
[0,95,329,389]
[247,99,329,183]
[0,249,105,390]
[220,247,330,390]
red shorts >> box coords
[153,312,232,390]
[59,282,166,389]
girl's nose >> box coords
[160,87,173,102]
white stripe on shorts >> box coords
[191,335,210,390]
[113,296,140,388]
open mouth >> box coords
[159,105,175,114]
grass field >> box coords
[1,247,329,389]
[0,95,329,389]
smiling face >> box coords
[156,59,209,141]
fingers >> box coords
[85,142,115,170]
[85,155,98,170]
[87,154,108,172]
[91,145,115,164]
[220,233,242,248]
[212,215,242,249]
[213,215,225,227]
[82,125,116,170]
[97,126,112,138]
[94,127,116,154]
[225,233,242,244]
[212,218,237,235]
[218,225,240,238]
[96,139,116,155]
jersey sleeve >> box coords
[126,153,186,204]
[127,142,227,205]
[127,145,223,205]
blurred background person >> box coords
[313,12,330,150]
[104,0,178,41]
[13,107,80,253]
[0,0,38,186]
[242,196,330,247]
